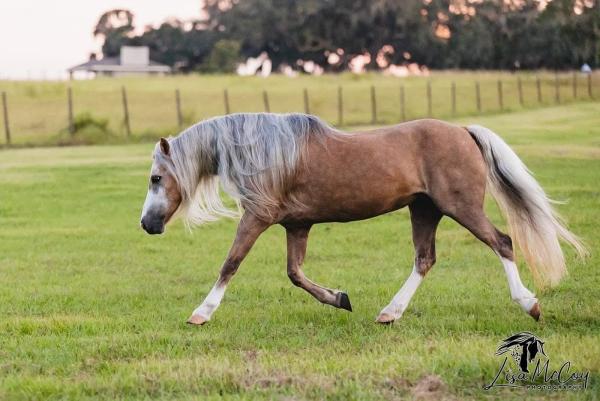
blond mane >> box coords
[158,113,334,227]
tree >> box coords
[200,39,242,72]
[94,9,135,58]
[93,0,600,72]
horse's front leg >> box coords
[286,226,352,311]
[187,213,270,325]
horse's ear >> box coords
[159,138,170,156]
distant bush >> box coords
[199,40,242,74]
[73,112,110,134]
[56,112,114,145]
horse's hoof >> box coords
[337,292,352,312]
[376,313,395,324]
[186,315,208,326]
[529,303,541,321]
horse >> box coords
[140,113,586,326]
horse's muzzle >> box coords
[141,215,165,235]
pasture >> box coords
[1,102,599,400]
[1,71,598,146]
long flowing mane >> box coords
[161,112,336,227]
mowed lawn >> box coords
[1,103,599,400]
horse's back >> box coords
[360,118,473,148]
[339,118,486,181]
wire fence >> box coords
[1,71,598,147]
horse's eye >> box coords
[151,175,161,184]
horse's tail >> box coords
[466,125,587,288]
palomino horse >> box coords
[140,113,585,325]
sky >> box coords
[0,0,202,80]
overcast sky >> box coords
[0,0,201,80]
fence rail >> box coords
[0,72,598,146]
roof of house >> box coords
[68,57,172,73]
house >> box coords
[68,46,171,79]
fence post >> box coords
[517,77,524,106]
[572,72,577,99]
[588,73,593,99]
[554,73,560,104]
[337,86,343,126]
[262,90,270,112]
[370,85,377,124]
[497,80,504,111]
[536,76,542,103]
[303,88,310,114]
[451,81,456,116]
[175,89,183,128]
[121,86,131,137]
[426,80,432,117]
[223,89,230,114]
[2,92,10,146]
[67,87,74,136]
[400,85,406,122]
[475,81,482,113]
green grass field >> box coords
[1,102,599,400]
[1,71,598,146]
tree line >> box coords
[96,0,599,73]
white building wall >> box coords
[120,46,150,66]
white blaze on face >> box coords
[140,162,168,221]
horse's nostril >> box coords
[141,220,147,231]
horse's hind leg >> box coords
[286,226,352,312]
[377,196,442,324]
[446,205,541,320]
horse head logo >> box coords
[496,332,546,373]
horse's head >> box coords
[140,138,182,234]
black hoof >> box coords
[338,292,352,312]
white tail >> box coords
[467,125,587,288]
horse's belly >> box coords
[282,180,418,224]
